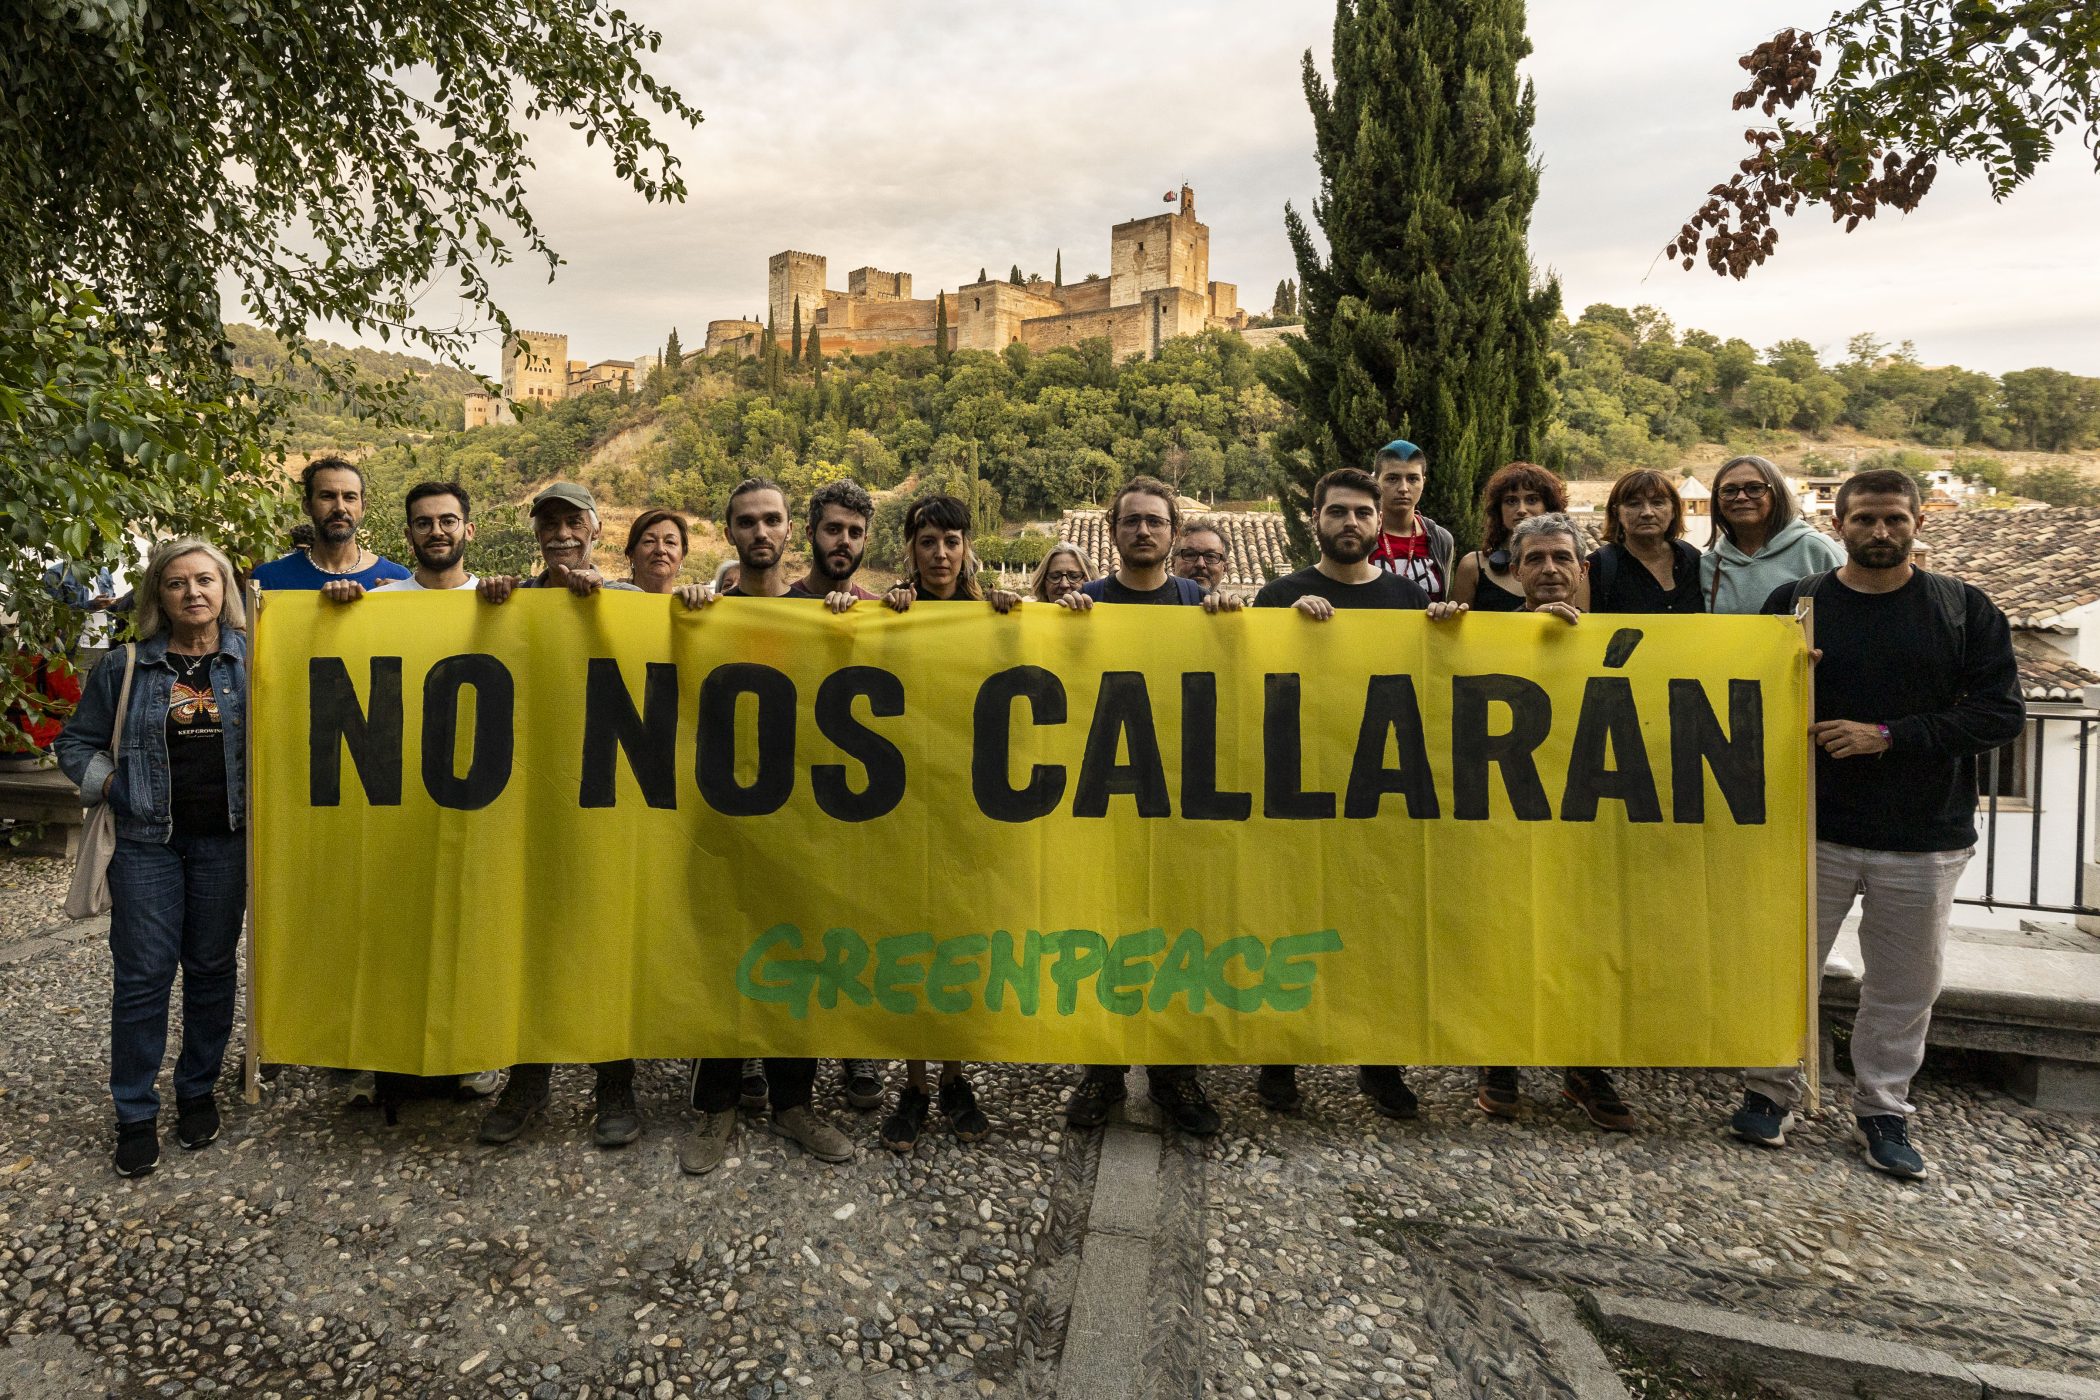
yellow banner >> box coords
[249,591,1811,1073]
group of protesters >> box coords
[53,441,2025,1184]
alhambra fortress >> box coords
[464,186,1270,427]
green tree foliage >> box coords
[934,293,950,365]
[2,0,699,742]
[1055,250,1063,287]
[1009,265,1025,286]
[1268,0,1559,555]
[791,301,803,365]
[2017,463,2100,507]
[1544,302,2100,474]
[1673,5,2100,277]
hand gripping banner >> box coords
[248,592,1812,1073]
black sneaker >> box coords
[939,1075,991,1141]
[844,1060,885,1110]
[1477,1067,1520,1118]
[1730,1091,1796,1148]
[881,1085,932,1152]
[1151,1074,1221,1137]
[1563,1069,1635,1132]
[1358,1065,1419,1120]
[478,1065,550,1145]
[1255,1064,1301,1112]
[1853,1114,1927,1179]
[175,1094,220,1149]
[1064,1073,1127,1129]
[592,1073,642,1149]
[739,1059,768,1112]
[113,1119,158,1178]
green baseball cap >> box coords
[529,482,595,515]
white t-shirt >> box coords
[373,574,479,592]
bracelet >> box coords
[1875,723,1891,743]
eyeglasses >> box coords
[1118,514,1173,533]
[1718,483,1771,500]
[410,515,466,532]
[1046,570,1086,584]
[1175,549,1227,565]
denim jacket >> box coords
[54,627,248,843]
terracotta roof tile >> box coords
[2013,633,2100,702]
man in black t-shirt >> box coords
[1737,470,2022,1180]
[1251,468,1448,1119]
[1057,476,1238,1136]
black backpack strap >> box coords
[1918,569,1969,672]
[1587,545,1619,609]
[1785,570,1833,611]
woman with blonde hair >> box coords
[55,539,250,1177]
[1029,541,1094,604]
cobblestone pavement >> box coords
[4,868,2097,1398]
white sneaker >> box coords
[458,1071,502,1099]
[344,1071,378,1107]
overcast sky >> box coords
[315,1,2100,379]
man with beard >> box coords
[1249,468,1436,1120]
[1736,468,2021,1179]
[787,478,878,611]
[252,457,410,591]
[1055,475,1238,1137]
[680,475,857,1173]
[321,481,479,598]
[1171,518,1232,595]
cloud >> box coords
[271,1,2100,379]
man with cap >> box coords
[475,481,646,1148]
[476,482,641,603]
[1367,440,1454,603]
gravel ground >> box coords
[0,855,70,947]
[6,852,2099,1398]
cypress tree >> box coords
[1009,264,1024,286]
[934,291,950,364]
[1055,249,1063,287]
[790,299,803,365]
[977,266,987,283]
[1266,0,1558,556]
[807,325,824,384]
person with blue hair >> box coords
[1367,439,1455,602]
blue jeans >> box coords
[107,832,246,1124]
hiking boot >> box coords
[770,1105,853,1163]
[1064,1073,1127,1129]
[939,1075,991,1142]
[739,1059,768,1112]
[175,1094,220,1150]
[678,1110,736,1176]
[1563,1069,1635,1132]
[1359,1065,1419,1120]
[344,1070,378,1108]
[592,1071,642,1149]
[478,1065,550,1145]
[1477,1067,1521,1118]
[1151,1074,1221,1137]
[114,1118,158,1178]
[882,1085,932,1152]
[457,1070,503,1100]
[1730,1091,1796,1148]
[843,1059,885,1110]
[1853,1114,1927,1179]
[1255,1064,1301,1112]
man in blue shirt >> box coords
[250,457,410,591]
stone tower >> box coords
[768,251,827,332]
[501,330,568,406]
[1109,186,1209,309]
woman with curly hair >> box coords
[1448,462,1585,611]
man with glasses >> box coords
[1172,519,1233,595]
[1055,475,1238,1136]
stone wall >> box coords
[1207,281,1238,321]
[768,251,827,331]
[846,267,912,300]
[501,330,568,406]
[706,320,763,354]
[955,280,1068,352]
[1053,278,1113,314]
[1110,210,1208,308]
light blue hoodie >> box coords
[1699,516,1847,614]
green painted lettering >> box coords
[1259,929,1343,1011]
[1205,935,1268,1013]
[870,931,935,1014]
[1044,928,1108,1015]
[1098,927,1167,1015]
[736,923,815,1020]
[985,929,1043,1014]
[926,932,988,1014]
[814,927,873,1009]
[1148,928,1211,1013]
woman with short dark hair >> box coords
[1587,469,1703,615]
[55,538,250,1177]
[624,509,691,593]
